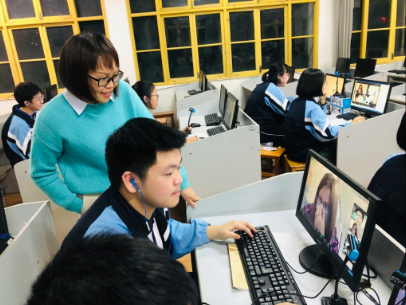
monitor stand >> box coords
[299,244,340,278]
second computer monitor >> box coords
[287,66,296,83]
[336,57,351,74]
[42,84,58,103]
[325,74,345,98]
[354,58,377,78]
[199,70,208,92]
[219,84,228,117]
[351,79,391,115]
[223,92,239,130]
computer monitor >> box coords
[296,150,380,292]
[354,58,377,78]
[350,79,391,116]
[222,92,239,130]
[0,194,9,255]
[287,66,296,83]
[42,84,58,103]
[325,73,345,98]
[336,57,351,74]
[389,254,406,305]
[219,84,228,117]
[199,70,208,92]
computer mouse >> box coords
[190,123,201,128]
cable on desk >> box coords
[285,254,321,274]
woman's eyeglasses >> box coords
[150,94,159,99]
[88,70,124,87]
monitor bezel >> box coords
[223,92,239,130]
[219,84,228,117]
[354,58,377,78]
[295,150,381,292]
[42,84,58,104]
[325,73,345,97]
[200,70,207,92]
[287,66,296,84]
[350,78,392,116]
[336,57,351,74]
[388,253,406,305]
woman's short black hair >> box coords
[13,82,41,107]
[296,68,325,99]
[59,32,120,104]
[397,112,406,150]
[262,62,289,85]
[132,81,155,108]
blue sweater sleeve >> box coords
[304,102,351,142]
[180,165,190,191]
[169,218,210,259]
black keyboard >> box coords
[336,112,359,121]
[236,226,306,305]
[204,113,221,126]
[387,69,406,74]
[207,126,226,136]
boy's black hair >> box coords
[59,32,120,104]
[132,80,155,108]
[354,207,365,220]
[296,68,325,99]
[26,235,199,305]
[262,62,289,85]
[106,118,187,189]
[397,112,406,151]
[14,82,41,107]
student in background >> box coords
[1,82,43,167]
[30,33,199,215]
[26,235,200,305]
[284,68,365,163]
[368,112,405,247]
[61,118,257,259]
[244,63,294,147]
[132,80,198,144]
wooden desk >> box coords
[260,147,285,178]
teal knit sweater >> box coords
[30,81,189,213]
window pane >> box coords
[292,38,313,69]
[5,0,35,19]
[194,0,219,5]
[261,9,284,39]
[353,0,363,31]
[165,17,191,48]
[368,0,391,29]
[231,43,255,72]
[395,29,406,56]
[199,46,223,75]
[21,61,51,88]
[47,26,74,58]
[138,51,164,83]
[366,30,389,58]
[229,0,250,2]
[396,0,406,27]
[196,14,221,45]
[350,33,361,64]
[162,0,187,8]
[40,0,69,16]
[0,32,8,62]
[133,17,160,50]
[0,64,15,93]
[79,21,105,35]
[74,0,102,17]
[230,12,254,42]
[129,0,155,13]
[53,60,64,89]
[292,3,314,36]
[168,49,193,78]
[13,28,44,60]
[262,40,285,70]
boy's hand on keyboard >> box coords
[181,186,201,208]
[207,220,257,240]
[352,116,366,124]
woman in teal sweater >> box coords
[30,33,199,214]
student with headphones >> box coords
[61,118,257,259]
[1,82,43,167]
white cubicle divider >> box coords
[337,109,404,188]
[1,201,59,305]
[14,160,80,244]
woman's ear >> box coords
[143,95,148,104]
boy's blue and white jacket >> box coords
[1,105,36,167]
[285,98,351,162]
[61,186,210,259]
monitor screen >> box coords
[336,57,351,74]
[287,66,296,83]
[354,58,377,78]
[200,71,207,92]
[296,150,379,292]
[219,84,228,117]
[223,92,239,130]
[389,254,406,305]
[325,74,345,98]
[350,79,391,115]
[42,84,58,103]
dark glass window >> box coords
[162,0,187,8]
[261,9,284,39]
[40,0,70,16]
[0,64,15,93]
[262,40,285,70]
[53,60,64,88]
[74,0,102,17]
[47,26,74,58]
[194,0,219,5]
[0,32,8,62]
[231,43,255,72]
[368,0,391,29]
[138,51,164,83]
[394,29,405,56]
[350,33,361,64]
[229,0,250,2]
[199,46,223,75]
[13,28,45,60]
[20,61,51,88]
[165,17,191,48]
[133,17,160,50]
[168,49,194,78]
[129,0,155,13]
[196,14,221,45]
[396,0,406,27]
[292,38,313,69]
[366,30,389,58]
[353,0,363,31]
[5,0,35,19]
[230,12,254,42]
[79,20,105,35]
[292,3,314,36]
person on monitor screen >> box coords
[368,112,406,247]
[284,68,365,164]
[350,223,358,238]
[244,62,295,147]
[301,172,341,253]
[132,80,198,144]
[1,82,43,167]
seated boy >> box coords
[62,118,256,258]
[1,82,43,167]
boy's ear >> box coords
[122,171,140,194]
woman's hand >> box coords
[180,186,201,208]
[314,204,325,235]
[207,220,258,240]
[186,135,199,144]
